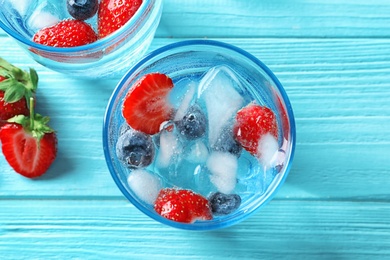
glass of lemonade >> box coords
[103,40,296,230]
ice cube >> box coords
[257,133,279,168]
[172,161,209,192]
[185,140,209,164]
[127,169,162,205]
[173,81,196,121]
[7,0,33,17]
[274,138,288,172]
[207,151,238,194]
[156,129,182,168]
[192,164,214,195]
[198,66,245,146]
[27,1,61,31]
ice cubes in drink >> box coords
[6,0,33,17]
[117,65,285,222]
[26,1,62,32]
[198,66,245,146]
[127,169,162,205]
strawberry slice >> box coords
[154,188,213,223]
[233,103,278,156]
[0,58,38,126]
[0,98,57,178]
[122,73,174,135]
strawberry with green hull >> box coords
[0,58,38,126]
[0,98,57,178]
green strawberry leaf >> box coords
[29,68,39,91]
[0,68,12,78]
[7,113,55,142]
[7,114,26,124]
[3,80,26,103]
[0,78,13,90]
[0,58,38,101]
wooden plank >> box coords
[1,0,390,38]
[158,0,390,38]
[1,37,390,199]
[1,199,389,259]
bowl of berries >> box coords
[0,0,162,78]
[103,40,296,230]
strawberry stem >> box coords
[29,97,34,129]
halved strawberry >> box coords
[0,58,38,126]
[98,0,143,39]
[122,73,174,135]
[233,103,278,156]
[154,188,213,223]
[33,19,97,47]
[0,98,57,178]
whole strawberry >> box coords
[233,103,278,156]
[0,98,57,178]
[154,188,213,223]
[98,0,143,38]
[0,58,38,126]
[33,19,97,47]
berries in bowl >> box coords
[103,40,296,230]
[0,0,162,78]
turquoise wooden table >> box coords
[1,1,390,259]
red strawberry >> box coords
[98,0,143,38]
[154,188,213,223]
[0,58,38,126]
[0,98,57,178]
[122,73,174,135]
[33,19,97,47]
[233,103,278,156]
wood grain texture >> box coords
[1,0,390,38]
[1,37,389,200]
[1,0,390,258]
[157,0,390,38]
[1,200,389,259]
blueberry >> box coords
[175,105,207,140]
[67,0,98,21]
[209,192,241,216]
[116,127,155,169]
[212,127,242,156]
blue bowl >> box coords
[0,0,162,78]
[103,40,296,230]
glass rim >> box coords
[102,39,296,230]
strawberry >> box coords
[122,73,174,135]
[154,188,213,223]
[0,58,38,126]
[0,98,57,178]
[98,0,143,38]
[233,103,278,156]
[33,19,97,47]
